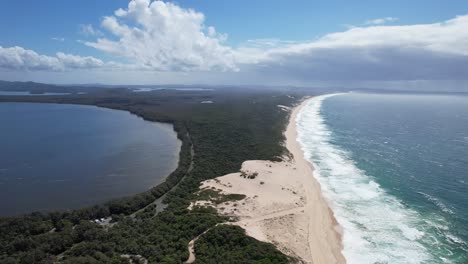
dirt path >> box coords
[185,207,306,264]
[185,226,215,264]
[236,206,305,225]
[131,132,194,218]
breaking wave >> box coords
[296,94,437,263]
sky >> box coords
[1,0,468,90]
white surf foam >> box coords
[296,94,434,264]
[418,192,455,215]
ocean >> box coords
[296,93,468,263]
[0,103,180,216]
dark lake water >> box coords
[0,103,180,216]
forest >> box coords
[0,85,305,263]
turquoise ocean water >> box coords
[296,93,468,263]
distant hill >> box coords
[0,80,103,94]
[1,80,465,96]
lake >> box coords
[0,103,180,216]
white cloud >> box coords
[80,0,468,83]
[242,39,301,49]
[365,17,399,25]
[79,24,103,37]
[56,52,105,69]
[2,0,468,90]
[312,15,468,56]
[250,15,468,57]
[236,15,468,81]
[0,46,114,71]
[84,0,236,71]
[0,46,62,71]
[51,37,65,42]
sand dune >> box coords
[192,99,345,263]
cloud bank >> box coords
[0,0,467,88]
[245,15,468,81]
[0,46,114,71]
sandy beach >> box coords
[191,99,345,263]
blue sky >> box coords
[1,0,468,90]
[2,0,467,52]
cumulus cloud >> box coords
[0,46,113,71]
[84,0,236,71]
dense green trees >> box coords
[0,88,301,263]
[196,225,291,264]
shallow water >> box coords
[297,93,468,263]
[0,103,180,216]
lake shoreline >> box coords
[0,102,183,216]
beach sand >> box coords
[191,99,345,263]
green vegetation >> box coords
[0,87,302,263]
[196,189,246,205]
[0,80,104,94]
[195,225,292,263]
[240,171,259,179]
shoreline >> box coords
[285,98,344,263]
[0,102,185,217]
[193,98,345,263]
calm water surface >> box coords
[0,103,180,216]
